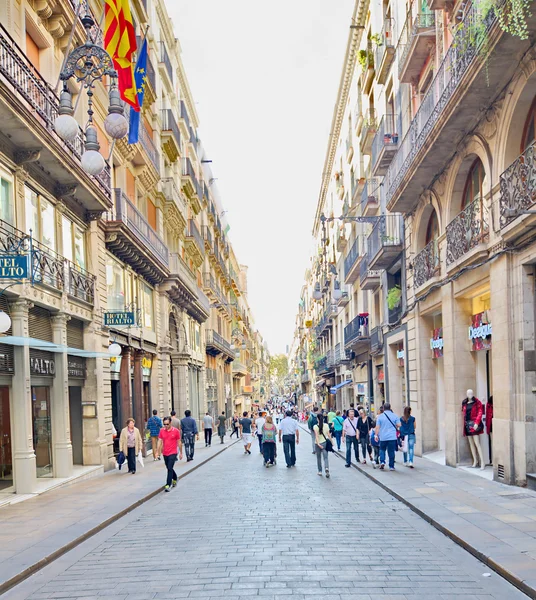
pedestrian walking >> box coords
[180,409,199,462]
[119,418,143,474]
[147,409,163,460]
[240,411,253,455]
[278,409,300,467]
[370,427,380,468]
[400,406,416,468]
[313,413,332,478]
[375,403,401,471]
[217,412,226,444]
[262,415,277,467]
[357,408,375,464]
[255,411,266,454]
[158,417,183,492]
[342,409,360,468]
[203,412,214,447]
[327,406,336,432]
[231,413,240,438]
[332,410,344,450]
[307,406,319,454]
[170,410,181,430]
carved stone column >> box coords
[171,351,189,418]
[51,313,73,478]
[132,351,145,456]
[120,348,132,425]
[11,299,36,493]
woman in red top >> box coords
[158,417,183,491]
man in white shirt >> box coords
[202,413,214,447]
[342,409,360,468]
[278,410,300,468]
[255,412,266,454]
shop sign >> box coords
[377,366,384,383]
[430,327,444,359]
[0,255,28,279]
[356,383,366,395]
[469,312,492,351]
[109,356,122,373]
[30,356,55,376]
[104,311,136,327]
[142,356,152,378]
[68,356,86,379]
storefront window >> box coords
[0,173,14,225]
[141,282,154,329]
[32,387,52,478]
[106,256,125,310]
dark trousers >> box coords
[379,440,397,468]
[231,426,239,438]
[164,453,177,487]
[263,441,276,464]
[183,433,195,460]
[127,447,136,473]
[372,446,380,464]
[204,428,212,446]
[257,433,263,453]
[333,430,342,450]
[359,437,372,461]
[345,435,359,465]
[282,434,296,466]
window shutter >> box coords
[29,306,52,342]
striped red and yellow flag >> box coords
[104,0,140,111]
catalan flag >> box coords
[104,0,139,111]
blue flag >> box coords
[128,37,148,144]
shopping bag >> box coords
[401,436,408,453]
[137,451,144,468]
[116,450,125,470]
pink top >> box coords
[343,417,359,437]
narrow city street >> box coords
[5,439,528,600]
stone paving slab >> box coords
[0,435,239,595]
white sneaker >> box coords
[409,462,414,468]
[404,462,408,467]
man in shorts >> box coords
[240,411,253,455]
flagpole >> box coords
[55,0,84,93]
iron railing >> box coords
[446,197,489,265]
[374,18,395,73]
[344,315,368,346]
[180,100,191,130]
[359,252,381,285]
[203,226,213,249]
[138,123,161,175]
[206,329,232,355]
[367,214,404,262]
[386,3,498,205]
[110,190,169,266]
[371,114,399,169]
[0,24,110,195]
[169,253,197,290]
[361,178,380,213]
[187,219,204,254]
[182,157,201,197]
[360,108,377,149]
[414,239,440,287]
[161,109,181,149]
[499,141,536,228]
[159,41,173,82]
[315,355,327,373]
[370,326,383,353]
[161,177,186,213]
[397,12,436,77]
[344,236,364,278]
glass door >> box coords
[32,387,53,478]
[0,387,12,489]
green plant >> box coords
[387,285,402,311]
[370,33,383,46]
[357,49,368,69]
[498,0,532,39]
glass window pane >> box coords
[141,282,153,329]
[0,178,13,225]
[25,187,39,238]
[106,256,125,311]
[62,216,73,263]
[74,227,85,270]
[40,198,55,250]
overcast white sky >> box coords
[169,0,354,355]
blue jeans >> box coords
[379,440,397,469]
[345,435,359,465]
[403,433,416,463]
[333,430,342,450]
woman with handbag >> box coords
[357,408,375,464]
[261,415,277,467]
[119,418,143,474]
[400,406,416,468]
[313,413,333,478]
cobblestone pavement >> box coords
[6,440,528,600]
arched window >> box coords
[425,210,439,245]
[462,159,485,209]
[522,96,536,152]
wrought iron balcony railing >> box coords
[499,141,536,228]
[187,219,204,254]
[374,18,396,84]
[344,236,364,279]
[180,100,191,130]
[182,157,201,196]
[138,123,161,175]
[397,12,436,80]
[446,198,489,266]
[344,315,369,347]
[367,214,404,265]
[414,239,440,288]
[386,3,498,206]
[371,114,399,173]
[159,41,173,82]
[161,109,181,149]
[206,329,232,356]
[370,326,383,354]
[161,177,186,214]
[361,178,380,213]
[315,355,327,373]
[0,24,110,196]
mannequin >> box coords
[486,396,493,465]
[462,389,485,470]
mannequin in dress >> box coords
[462,389,485,470]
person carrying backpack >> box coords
[308,406,319,454]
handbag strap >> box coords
[348,418,358,434]
[383,411,398,432]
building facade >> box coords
[290,0,536,487]
[0,0,266,497]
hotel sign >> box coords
[104,311,136,327]
[0,255,28,279]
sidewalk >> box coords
[0,435,238,595]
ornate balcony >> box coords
[359,109,377,155]
[337,290,350,307]
[105,190,169,283]
[360,40,375,95]
[499,142,536,241]
[135,122,161,177]
[161,109,181,162]
[370,326,383,355]
[0,24,111,212]
[414,239,440,289]
[371,115,399,176]
[162,253,209,323]
[161,178,187,235]
[344,315,370,353]
[361,178,380,216]
[184,219,204,268]
[346,131,354,163]
[359,254,381,290]
[232,361,248,377]
[314,355,328,375]
[446,198,489,267]
[367,214,404,270]
[398,12,436,83]
[203,226,214,252]
[344,236,365,284]
[158,41,174,84]
[205,329,234,359]
[181,157,202,214]
[374,19,396,85]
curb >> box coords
[301,426,536,599]
[0,439,239,596]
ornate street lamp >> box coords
[54,3,128,176]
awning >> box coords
[315,379,325,387]
[0,336,112,358]
[329,380,353,394]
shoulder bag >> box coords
[383,412,403,449]
[319,425,334,452]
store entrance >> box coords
[111,380,121,455]
[0,387,12,489]
[32,386,52,478]
[69,386,83,465]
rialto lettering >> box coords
[30,357,55,375]
[0,255,28,278]
[104,311,135,326]
[468,323,492,341]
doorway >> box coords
[32,386,52,478]
[436,359,445,451]
[111,380,121,455]
[69,387,83,465]
[0,387,12,489]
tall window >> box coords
[106,256,125,310]
[522,96,536,151]
[0,171,14,225]
[140,281,154,330]
[62,215,86,270]
[25,187,55,249]
[462,159,485,210]
[425,210,439,244]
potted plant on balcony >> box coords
[358,50,368,70]
[392,132,399,144]
[384,133,392,144]
[371,33,383,47]
[387,285,402,310]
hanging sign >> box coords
[104,311,136,327]
[469,312,492,351]
[430,327,444,359]
[0,255,28,279]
